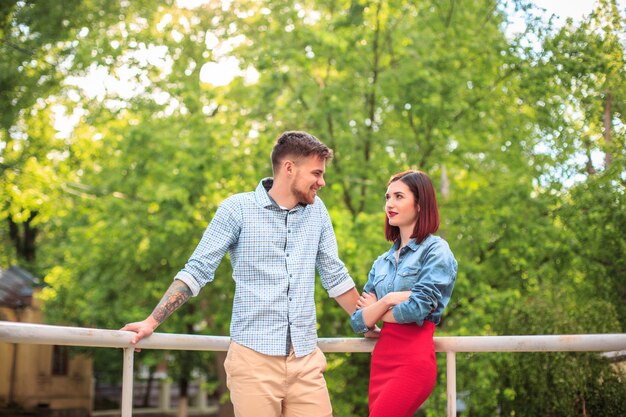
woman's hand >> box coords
[359,291,411,328]
[382,291,412,307]
[356,291,378,310]
[364,325,381,338]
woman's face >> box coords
[385,180,418,230]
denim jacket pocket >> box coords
[372,273,387,294]
[397,266,420,291]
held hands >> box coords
[120,316,158,352]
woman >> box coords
[351,170,457,417]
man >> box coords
[122,131,364,417]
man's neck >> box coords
[267,178,297,210]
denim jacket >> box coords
[350,234,457,333]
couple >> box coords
[122,131,457,417]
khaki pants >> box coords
[224,342,332,417]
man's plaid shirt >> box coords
[175,178,355,357]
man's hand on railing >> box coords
[121,316,159,352]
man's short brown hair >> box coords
[271,131,333,172]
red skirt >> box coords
[369,321,437,417]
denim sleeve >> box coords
[350,264,377,333]
[316,201,355,298]
[174,198,242,296]
[392,240,457,325]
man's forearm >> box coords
[150,279,192,326]
[334,287,360,315]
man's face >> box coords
[290,155,326,205]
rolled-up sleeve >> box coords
[174,199,241,296]
[392,240,457,325]
[350,309,370,333]
[316,204,355,298]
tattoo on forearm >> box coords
[151,280,192,324]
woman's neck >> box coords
[399,227,413,248]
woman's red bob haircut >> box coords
[384,170,440,244]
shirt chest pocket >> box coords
[396,266,421,291]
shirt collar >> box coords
[255,178,306,212]
[255,178,277,209]
[385,237,423,261]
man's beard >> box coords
[291,183,316,205]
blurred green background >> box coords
[1,0,625,415]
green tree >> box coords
[2,1,624,416]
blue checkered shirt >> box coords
[175,178,355,357]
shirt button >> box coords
[288,230,291,233]
[289,274,293,278]
[289,297,293,301]
[286,253,290,257]
[289,321,293,325]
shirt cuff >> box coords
[327,275,356,298]
[174,271,201,297]
[350,309,370,334]
[392,302,425,326]
[392,304,406,323]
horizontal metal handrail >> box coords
[2,321,625,417]
[2,321,625,352]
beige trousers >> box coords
[224,341,332,417]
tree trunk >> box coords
[440,164,450,200]
[584,138,596,175]
[8,211,38,262]
[603,92,612,167]
[142,366,155,407]
[176,395,188,417]
[176,377,189,417]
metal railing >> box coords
[1,321,625,417]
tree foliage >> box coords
[1,0,625,416]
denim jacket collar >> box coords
[384,236,426,262]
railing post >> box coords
[196,374,208,411]
[446,351,456,417]
[160,380,171,411]
[121,348,135,417]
